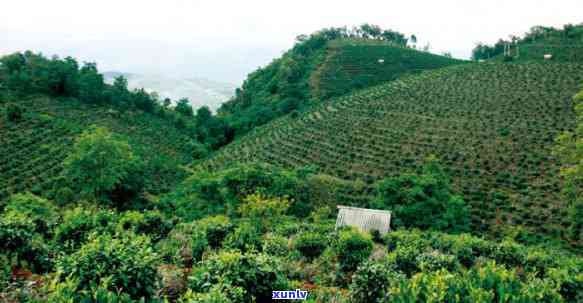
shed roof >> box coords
[335,205,392,235]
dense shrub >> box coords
[188,251,288,303]
[117,210,173,242]
[348,260,405,303]
[198,215,232,248]
[4,193,58,236]
[294,232,328,260]
[37,278,135,303]
[0,211,52,273]
[179,284,246,303]
[262,233,289,257]
[5,104,24,122]
[334,229,374,273]
[53,207,117,250]
[238,193,289,231]
[388,262,564,302]
[415,250,459,272]
[157,222,208,267]
[56,233,160,300]
[373,156,470,233]
[490,240,527,267]
[63,126,138,205]
[224,222,262,252]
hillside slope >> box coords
[0,95,196,202]
[474,23,583,62]
[311,39,465,99]
[202,62,583,237]
[219,31,462,138]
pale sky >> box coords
[1,0,581,84]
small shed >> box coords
[335,206,392,235]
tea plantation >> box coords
[203,62,583,238]
[0,95,195,202]
[311,39,465,99]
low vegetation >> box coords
[1,24,582,301]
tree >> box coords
[372,156,470,233]
[78,62,105,104]
[175,98,194,117]
[554,88,583,241]
[63,126,135,201]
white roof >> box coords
[336,205,392,234]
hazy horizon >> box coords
[2,0,581,85]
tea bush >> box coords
[56,233,160,300]
[6,103,24,122]
[188,251,288,303]
[197,215,232,249]
[334,229,374,273]
[4,193,58,236]
[53,207,117,251]
[157,222,208,267]
[223,222,262,252]
[117,210,173,242]
[0,211,53,273]
[294,231,328,260]
[348,260,404,303]
[262,233,289,257]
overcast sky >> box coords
[1,0,581,84]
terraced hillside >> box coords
[311,39,465,99]
[219,32,463,139]
[0,96,195,202]
[203,62,583,238]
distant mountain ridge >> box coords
[103,72,235,111]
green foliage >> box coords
[160,163,315,220]
[415,250,460,272]
[5,103,24,122]
[188,251,288,303]
[334,229,374,273]
[4,193,58,235]
[197,215,233,249]
[238,192,290,231]
[218,25,423,140]
[388,263,564,302]
[262,233,289,257]
[179,284,246,303]
[53,207,117,250]
[0,211,52,273]
[117,210,173,242]
[311,39,464,100]
[294,232,327,260]
[348,260,405,303]
[37,277,135,303]
[554,87,583,241]
[473,24,583,62]
[373,156,470,233]
[56,233,160,300]
[63,126,136,203]
[157,222,208,267]
[175,98,194,117]
[204,62,583,238]
[223,222,261,253]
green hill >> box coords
[202,61,583,238]
[473,23,583,62]
[311,39,465,100]
[218,27,463,140]
[0,95,196,203]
